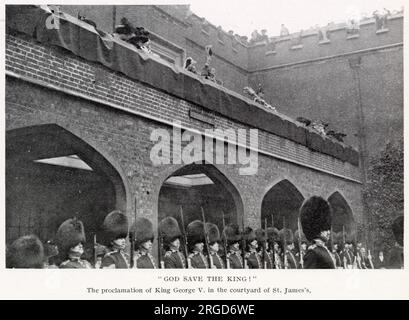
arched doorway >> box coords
[327,191,354,233]
[158,164,244,234]
[6,124,127,248]
[261,180,304,230]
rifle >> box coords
[283,216,288,269]
[221,211,230,269]
[342,225,347,268]
[179,206,190,268]
[130,196,137,268]
[263,218,268,269]
[271,214,277,269]
[201,207,214,268]
[158,233,165,269]
[297,217,304,269]
[93,233,98,269]
[241,214,247,268]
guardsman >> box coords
[388,215,403,269]
[187,220,208,269]
[266,227,282,269]
[6,235,45,269]
[206,223,224,269]
[100,210,130,269]
[133,217,157,269]
[243,227,262,269]
[294,229,308,268]
[331,233,343,269]
[280,228,298,269]
[222,223,243,269]
[159,217,186,269]
[256,228,272,269]
[43,239,59,268]
[342,236,354,268]
[56,218,92,268]
[300,196,336,269]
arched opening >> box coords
[6,124,127,248]
[158,164,244,234]
[261,180,304,230]
[327,192,354,233]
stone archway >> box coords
[327,191,354,233]
[6,124,128,248]
[158,163,244,234]
[261,179,304,231]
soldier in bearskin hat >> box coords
[341,233,354,268]
[43,239,59,268]
[6,235,45,268]
[206,223,224,269]
[100,210,130,269]
[56,218,92,268]
[280,228,298,269]
[388,215,403,269]
[294,229,308,268]
[132,217,157,269]
[255,228,271,269]
[243,227,262,269]
[300,196,336,269]
[266,227,281,269]
[186,220,208,268]
[331,232,343,269]
[159,217,186,269]
[222,223,243,269]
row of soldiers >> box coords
[6,197,403,269]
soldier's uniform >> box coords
[280,228,298,269]
[243,227,262,269]
[132,217,157,269]
[388,216,404,269]
[206,223,224,269]
[222,223,243,269]
[55,218,91,269]
[266,227,281,269]
[159,217,186,269]
[6,235,45,269]
[186,220,208,269]
[285,250,298,269]
[300,196,335,269]
[100,210,130,269]
[255,228,270,269]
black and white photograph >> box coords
[1,0,407,300]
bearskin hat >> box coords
[6,235,44,269]
[255,228,266,243]
[266,227,280,246]
[132,217,154,248]
[205,223,220,245]
[300,196,332,242]
[186,220,205,246]
[392,215,403,246]
[159,216,182,245]
[222,223,241,245]
[243,227,256,243]
[280,228,294,244]
[331,231,342,245]
[56,218,86,259]
[101,210,129,246]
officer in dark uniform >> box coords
[100,210,130,269]
[300,196,336,269]
[56,218,92,269]
[222,223,243,269]
[280,228,298,269]
[133,217,157,269]
[388,215,403,269]
[159,217,186,269]
[187,220,208,269]
[206,223,224,269]
[243,227,262,269]
[6,235,45,268]
[256,228,271,269]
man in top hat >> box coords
[56,218,92,269]
[133,217,157,269]
[388,215,403,269]
[159,217,186,269]
[187,220,208,269]
[300,196,336,269]
[6,235,45,268]
[256,228,271,269]
[267,227,282,269]
[243,227,262,269]
[206,223,224,269]
[280,228,298,269]
[101,210,130,269]
[222,223,243,269]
